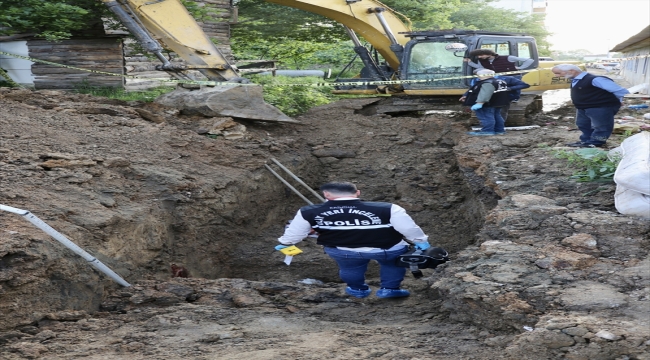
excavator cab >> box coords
[349,31,544,117]
[400,31,540,93]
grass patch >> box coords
[73,81,174,102]
[72,76,376,116]
[552,148,622,182]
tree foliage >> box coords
[232,0,552,65]
[552,49,594,61]
[0,0,106,40]
[380,0,460,30]
[1,0,552,65]
[231,0,460,68]
[450,0,552,55]
[232,0,348,44]
[232,0,460,44]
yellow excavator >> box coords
[101,0,571,124]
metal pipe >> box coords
[367,7,399,46]
[0,204,131,287]
[264,165,314,205]
[343,26,388,81]
[102,0,172,68]
[270,158,325,202]
[344,26,363,47]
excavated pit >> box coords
[136,142,495,284]
[96,98,497,284]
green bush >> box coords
[248,75,335,116]
[72,76,343,117]
[552,148,622,183]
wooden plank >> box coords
[29,51,123,58]
[31,68,123,74]
[32,63,123,69]
[29,38,121,46]
[29,44,122,51]
[29,43,121,48]
[28,44,122,52]
[31,69,123,75]
[31,58,123,63]
[34,75,123,81]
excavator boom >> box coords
[265,0,411,71]
[101,0,296,123]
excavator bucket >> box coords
[155,85,299,123]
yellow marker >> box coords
[279,245,303,256]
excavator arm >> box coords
[101,0,295,122]
[103,0,410,78]
[101,0,239,81]
[264,0,412,71]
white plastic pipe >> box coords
[471,125,541,131]
[0,204,131,287]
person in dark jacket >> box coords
[495,74,530,120]
[464,49,534,101]
[551,64,629,148]
[462,69,511,136]
[276,182,430,299]
[461,72,530,121]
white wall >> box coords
[0,41,35,86]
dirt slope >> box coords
[0,83,648,359]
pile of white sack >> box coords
[610,132,650,219]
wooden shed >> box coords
[0,0,234,91]
[27,37,124,89]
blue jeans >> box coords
[323,246,409,289]
[575,106,619,145]
[475,106,505,133]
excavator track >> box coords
[355,94,542,126]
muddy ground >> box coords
[0,73,648,359]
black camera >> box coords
[395,247,449,278]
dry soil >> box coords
[0,74,648,359]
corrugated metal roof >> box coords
[610,25,650,52]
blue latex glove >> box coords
[470,103,483,111]
[275,244,289,251]
[414,242,431,251]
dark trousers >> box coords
[575,106,620,145]
[500,103,511,121]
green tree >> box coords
[0,0,106,40]
[553,49,592,61]
[232,0,551,65]
[232,0,349,44]
[450,0,552,55]
[233,0,460,43]
[381,0,460,30]
[231,0,460,67]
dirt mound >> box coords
[0,87,648,359]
